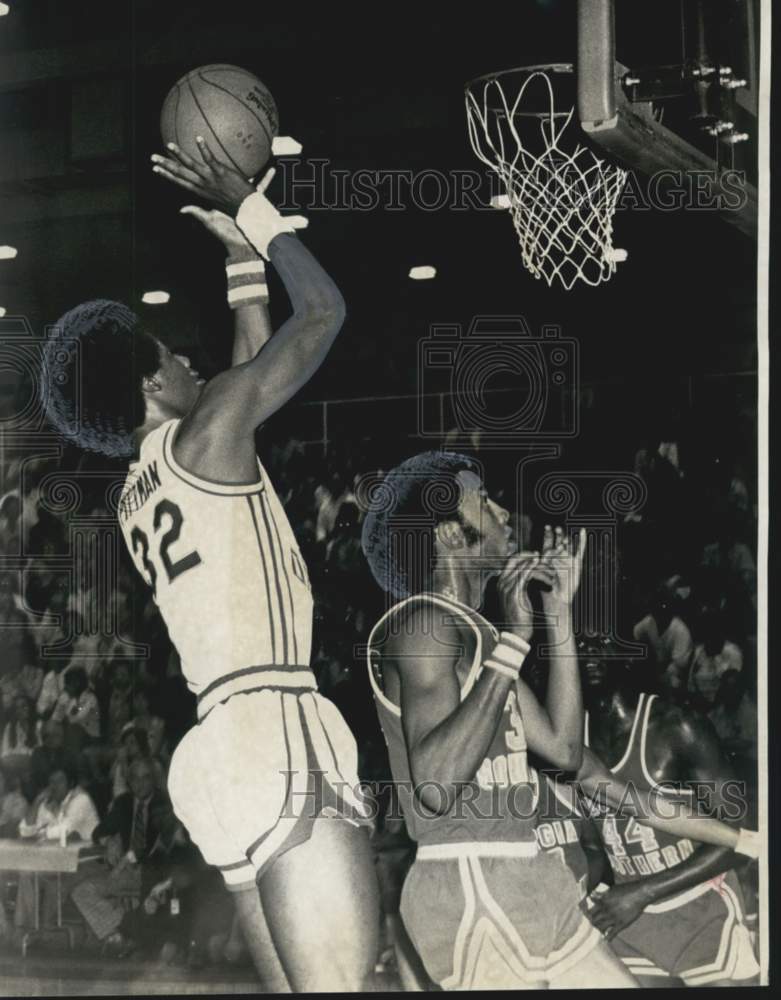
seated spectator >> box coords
[51,666,100,753]
[0,695,39,781]
[633,588,693,696]
[0,573,30,675]
[36,659,68,721]
[315,471,354,542]
[118,840,236,966]
[17,650,44,707]
[15,763,99,930]
[105,663,134,747]
[109,725,165,804]
[18,762,99,842]
[0,770,27,939]
[0,768,27,837]
[689,615,743,708]
[131,689,168,762]
[71,758,179,953]
[708,669,757,762]
[0,493,22,556]
[29,719,82,796]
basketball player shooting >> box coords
[41,138,379,992]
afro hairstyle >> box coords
[40,299,161,458]
[361,450,479,599]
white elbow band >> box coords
[226,250,268,309]
[735,827,760,859]
[483,632,531,680]
[235,191,298,260]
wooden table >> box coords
[0,838,103,955]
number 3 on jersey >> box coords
[131,499,201,595]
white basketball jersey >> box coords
[118,419,313,698]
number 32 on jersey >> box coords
[130,499,201,596]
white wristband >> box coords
[734,827,760,859]
[236,191,298,260]
[483,632,531,680]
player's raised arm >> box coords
[177,202,274,366]
[513,527,586,771]
[575,746,759,859]
[152,140,345,433]
[396,555,539,814]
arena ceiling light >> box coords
[0,4,9,16]
[0,246,18,259]
[408,266,437,280]
[0,308,6,317]
[141,291,170,305]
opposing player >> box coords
[362,451,637,988]
[41,140,378,991]
[581,650,760,986]
[361,452,761,990]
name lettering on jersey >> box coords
[475,688,533,791]
[476,750,530,789]
[603,815,695,879]
[536,818,579,850]
[119,462,162,521]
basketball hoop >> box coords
[465,64,628,290]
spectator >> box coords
[315,471,354,542]
[633,588,693,695]
[29,719,82,796]
[17,648,44,707]
[689,615,743,708]
[0,768,27,837]
[0,770,27,940]
[105,663,134,747]
[15,763,99,929]
[52,666,100,753]
[131,688,168,762]
[18,762,99,842]
[0,493,22,556]
[109,725,165,804]
[0,695,39,780]
[70,758,180,954]
[708,670,757,762]
[118,841,237,965]
[0,575,31,708]
[35,659,68,721]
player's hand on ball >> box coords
[497,551,540,642]
[179,205,249,252]
[533,525,587,612]
[152,136,255,213]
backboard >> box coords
[577,0,759,237]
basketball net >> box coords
[466,69,628,290]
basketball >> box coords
[160,64,278,179]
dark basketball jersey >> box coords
[585,693,696,885]
[367,593,539,849]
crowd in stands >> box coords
[0,411,759,971]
